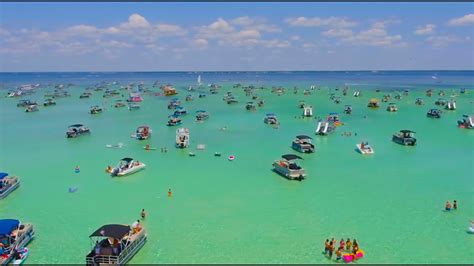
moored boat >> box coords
[272,154,306,181]
[0,173,20,200]
[109,158,145,177]
[392,130,416,146]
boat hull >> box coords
[356,144,374,155]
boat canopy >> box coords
[296,135,312,140]
[0,172,9,179]
[196,110,207,113]
[266,113,276,116]
[400,130,415,133]
[282,154,303,161]
[121,157,133,162]
[69,124,84,128]
[138,125,149,129]
[389,103,396,105]
[89,224,131,239]
[0,219,20,236]
[369,98,379,102]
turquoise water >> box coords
[1,71,473,264]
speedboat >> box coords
[438,90,445,96]
[415,98,424,105]
[367,98,380,108]
[382,95,391,102]
[446,99,456,110]
[257,100,265,107]
[315,121,335,135]
[195,110,209,121]
[25,104,39,113]
[291,135,315,153]
[66,124,90,138]
[343,105,352,114]
[162,85,177,96]
[185,94,193,101]
[86,222,146,265]
[246,102,256,111]
[176,128,190,148]
[80,92,92,99]
[167,98,181,109]
[43,98,56,106]
[127,93,143,102]
[114,100,126,108]
[457,115,474,129]
[303,106,313,117]
[17,100,36,107]
[0,219,35,265]
[109,158,146,177]
[356,142,374,155]
[226,96,239,104]
[167,115,182,126]
[264,113,278,125]
[435,98,447,106]
[272,154,306,181]
[90,105,103,114]
[133,126,151,140]
[392,130,416,146]
[387,103,398,112]
[394,94,402,100]
[173,106,187,116]
[0,173,20,200]
[427,108,442,118]
[426,89,433,97]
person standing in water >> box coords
[335,247,343,261]
[445,201,452,211]
[323,239,329,255]
[345,238,352,251]
[140,209,146,219]
[453,200,458,210]
[168,189,172,197]
[328,240,335,258]
[339,238,345,250]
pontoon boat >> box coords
[457,115,474,129]
[315,121,335,135]
[246,102,256,111]
[109,158,146,177]
[80,92,92,99]
[264,113,278,125]
[173,106,187,116]
[272,154,306,181]
[185,95,193,101]
[133,126,151,140]
[90,105,103,114]
[128,103,140,111]
[43,98,56,106]
[446,99,456,110]
[66,124,91,138]
[392,130,417,146]
[167,115,182,126]
[17,100,36,107]
[367,98,380,108]
[0,173,20,200]
[176,128,190,148]
[195,110,209,121]
[415,98,424,105]
[0,219,34,265]
[303,106,313,117]
[427,108,442,118]
[387,103,398,112]
[85,222,146,265]
[291,135,315,153]
[435,98,447,106]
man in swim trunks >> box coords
[346,238,352,251]
[335,247,343,261]
[323,239,329,255]
[328,240,335,258]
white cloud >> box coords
[290,35,301,41]
[335,21,403,46]
[426,35,460,47]
[286,16,357,28]
[193,38,208,49]
[322,28,353,38]
[231,16,254,26]
[121,13,151,29]
[448,14,474,26]
[414,24,436,35]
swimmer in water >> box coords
[446,201,452,211]
[168,189,172,197]
[140,209,146,219]
[145,144,150,150]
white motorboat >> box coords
[303,106,313,117]
[356,142,375,155]
[176,128,190,148]
[109,158,145,177]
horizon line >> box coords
[1,69,474,74]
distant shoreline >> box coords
[1,70,473,74]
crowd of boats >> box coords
[2,80,473,264]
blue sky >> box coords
[0,3,473,71]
